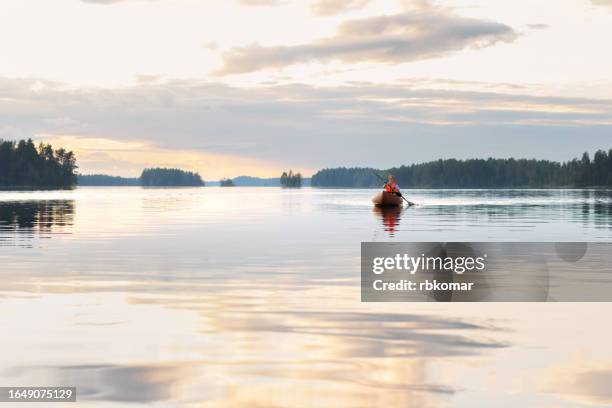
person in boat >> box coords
[372,173,413,207]
[384,175,401,196]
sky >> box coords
[0,0,611,178]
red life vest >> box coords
[385,182,397,193]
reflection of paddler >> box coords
[373,205,402,235]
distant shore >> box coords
[3,186,612,192]
[77,174,312,187]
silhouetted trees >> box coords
[220,178,234,187]
[0,139,77,188]
[280,170,302,188]
[140,168,204,186]
[310,167,379,188]
[78,174,140,186]
[311,149,612,188]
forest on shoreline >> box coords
[79,169,204,187]
[311,149,612,188]
[4,138,612,190]
[0,139,77,188]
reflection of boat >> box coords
[372,191,403,207]
[373,205,403,235]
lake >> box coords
[1,187,612,407]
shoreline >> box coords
[1,185,612,192]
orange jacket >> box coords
[385,182,399,193]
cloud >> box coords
[310,0,370,16]
[218,7,517,74]
[1,76,611,176]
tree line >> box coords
[220,178,234,187]
[78,174,140,186]
[0,139,77,188]
[311,149,612,188]
[140,168,204,186]
[280,170,302,188]
[79,171,203,186]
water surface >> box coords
[1,187,612,407]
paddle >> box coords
[373,172,415,206]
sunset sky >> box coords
[1,0,611,178]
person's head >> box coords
[388,175,396,184]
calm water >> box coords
[1,187,612,407]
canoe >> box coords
[372,191,403,207]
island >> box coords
[0,139,77,188]
[219,178,235,187]
[280,170,303,188]
[140,168,204,187]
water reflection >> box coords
[0,200,74,246]
[537,360,612,405]
[61,364,189,403]
[0,200,74,230]
[1,188,612,407]
[405,190,612,239]
[373,206,403,236]
[2,291,509,406]
[5,363,190,403]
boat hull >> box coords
[372,191,403,207]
